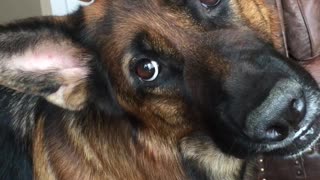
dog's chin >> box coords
[250,117,320,158]
[267,120,320,158]
[231,116,320,159]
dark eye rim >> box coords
[132,57,160,82]
[200,0,221,8]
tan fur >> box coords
[33,112,189,179]
[33,118,56,180]
[57,80,88,110]
[83,0,108,25]
[180,134,244,180]
[31,0,287,179]
[232,0,284,51]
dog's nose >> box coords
[245,79,306,143]
[263,97,306,142]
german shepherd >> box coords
[0,0,319,180]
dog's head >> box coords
[77,0,320,157]
[2,0,320,166]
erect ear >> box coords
[0,28,91,111]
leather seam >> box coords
[297,54,320,65]
[304,54,320,61]
[297,0,314,57]
[276,0,289,57]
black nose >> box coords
[245,79,306,143]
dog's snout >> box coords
[245,79,306,143]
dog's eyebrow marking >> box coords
[142,32,183,60]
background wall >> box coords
[50,0,94,16]
[50,0,78,16]
[41,0,52,16]
[0,0,90,24]
[0,0,43,24]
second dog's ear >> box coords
[0,20,93,111]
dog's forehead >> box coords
[102,1,205,54]
[84,0,281,58]
[88,0,274,34]
[90,0,195,23]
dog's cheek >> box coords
[179,133,244,180]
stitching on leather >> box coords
[299,156,307,179]
[297,0,314,57]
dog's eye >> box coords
[135,58,159,81]
[200,0,221,8]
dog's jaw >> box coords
[180,133,244,180]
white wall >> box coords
[40,0,52,16]
[50,0,94,16]
[50,0,71,16]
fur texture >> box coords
[0,0,320,180]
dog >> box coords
[0,0,320,179]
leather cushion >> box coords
[282,0,320,61]
[254,143,320,180]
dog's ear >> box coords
[0,19,92,111]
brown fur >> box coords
[33,112,188,180]
[2,0,291,179]
[180,134,244,180]
[232,0,284,51]
[33,118,56,180]
[33,0,284,179]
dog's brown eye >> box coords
[135,58,159,81]
[200,0,221,8]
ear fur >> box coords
[0,19,91,111]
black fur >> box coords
[0,89,35,180]
[1,1,320,179]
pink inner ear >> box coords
[9,42,86,72]
[304,60,320,85]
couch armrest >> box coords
[282,0,320,61]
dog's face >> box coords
[80,0,320,158]
[1,2,320,178]
[1,0,320,179]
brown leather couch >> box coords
[250,0,320,180]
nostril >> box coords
[245,80,308,144]
[291,98,305,115]
[265,125,289,142]
[289,96,306,127]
